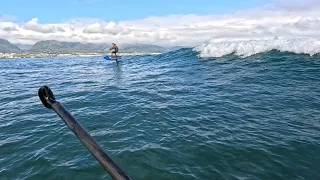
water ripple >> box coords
[0,52,320,179]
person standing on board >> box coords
[109,43,118,57]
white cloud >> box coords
[1,1,320,46]
[0,22,19,32]
[23,18,66,33]
[272,0,320,10]
[82,21,123,35]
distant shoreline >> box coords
[0,52,162,59]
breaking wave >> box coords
[193,37,320,58]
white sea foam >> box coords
[193,37,320,58]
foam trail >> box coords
[193,37,320,58]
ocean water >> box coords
[1,43,320,180]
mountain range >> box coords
[0,39,189,54]
[0,39,23,53]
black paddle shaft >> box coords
[38,86,131,180]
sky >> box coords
[0,0,267,23]
[1,0,320,46]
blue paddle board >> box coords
[104,56,121,60]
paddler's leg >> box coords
[110,49,115,57]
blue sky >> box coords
[1,0,319,46]
[0,0,269,23]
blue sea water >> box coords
[0,48,320,180]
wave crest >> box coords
[193,37,320,58]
